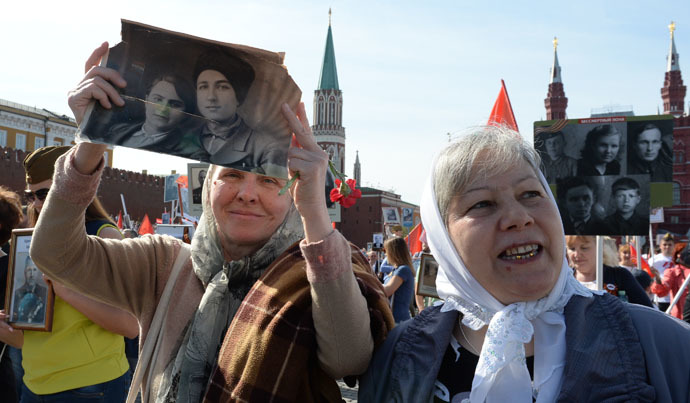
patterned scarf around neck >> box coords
[157,164,304,403]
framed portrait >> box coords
[187,163,209,218]
[4,229,55,331]
[164,174,180,203]
[416,253,439,298]
[402,207,414,227]
[372,233,384,251]
[382,207,400,224]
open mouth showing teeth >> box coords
[500,244,541,260]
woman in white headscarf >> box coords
[30,42,394,403]
[359,125,690,402]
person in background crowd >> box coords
[577,124,622,176]
[6,145,138,403]
[650,233,675,311]
[382,237,415,323]
[627,123,672,182]
[651,242,690,320]
[618,244,635,271]
[378,225,405,276]
[32,43,393,402]
[631,268,656,306]
[360,126,689,402]
[122,228,139,239]
[540,131,577,184]
[0,186,24,403]
[567,236,653,307]
[366,250,379,275]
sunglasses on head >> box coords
[25,188,50,202]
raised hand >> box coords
[67,42,127,126]
[282,102,333,242]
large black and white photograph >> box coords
[5,229,54,331]
[626,119,674,182]
[164,174,180,202]
[556,174,650,236]
[535,119,627,183]
[535,115,674,185]
[79,20,301,179]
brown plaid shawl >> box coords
[203,241,394,402]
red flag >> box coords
[405,223,424,255]
[116,211,123,230]
[487,79,519,131]
[629,243,653,277]
[139,214,154,235]
[176,175,189,188]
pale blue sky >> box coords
[1,1,687,204]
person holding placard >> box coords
[359,125,690,402]
[31,43,393,402]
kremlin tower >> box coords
[544,37,568,120]
[312,9,346,174]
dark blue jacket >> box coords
[359,293,690,402]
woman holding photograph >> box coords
[576,124,622,176]
[382,237,415,323]
[359,125,690,402]
[31,42,393,402]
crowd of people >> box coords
[0,42,689,403]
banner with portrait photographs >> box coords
[79,20,301,180]
[534,115,674,236]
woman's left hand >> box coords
[281,102,332,243]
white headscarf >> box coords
[420,146,593,403]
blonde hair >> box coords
[565,235,618,267]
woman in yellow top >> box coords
[0,145,138,402]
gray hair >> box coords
[433,125,542,224]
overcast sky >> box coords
[1,1,688,204]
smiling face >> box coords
[594,133,620,164]
[635,128,662,162]
[445,159,563,304]
[566,237,595,275]
[210,167,291,260]
[196,69,239,123]
[143,80,187,133]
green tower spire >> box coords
[318,9,340,90]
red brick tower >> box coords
[662,22,686,117]
[544,37,568,120]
